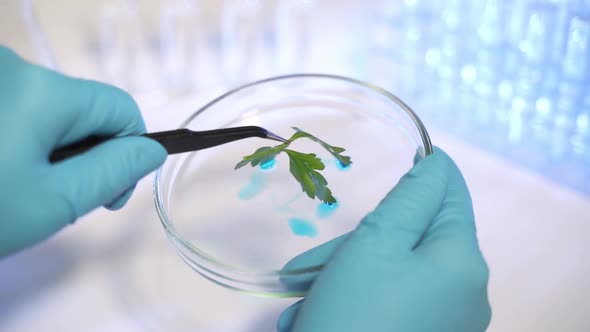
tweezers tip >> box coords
[265,131,289,143]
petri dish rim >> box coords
[153,73,433,289]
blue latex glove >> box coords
[277,147,491,332]
[0,46,167,257]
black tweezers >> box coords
[49,126,289,163]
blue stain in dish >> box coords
[238,173,266,200]
[336,159,351,171]
[259,158,276,170]
[317,200,339,218]
[288,218,318,237]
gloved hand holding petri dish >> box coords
[154,74,434,296]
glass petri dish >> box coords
[154,73,433,297]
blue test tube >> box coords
[401,0,438,18]
[477,0,507,47]
[513,2,566,151]
[561,15,590,82]
[507,3,564,144]
[392,1,436,101]
[471,0,509,98]
[515,2,561,93]
[369,1,404,90]
[511,3,561,131]
[519,4,560,66]
[430,0,471,80]
[548,15,590,131]
[570,101,590,168]
[369,1,402,96]
[575,0,590,15]
[501,0,532,79]
[425,0,479,130]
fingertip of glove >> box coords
[431,146,453,161]
[408,146,456,179]
[108,86,144,128]
[277,313,291,332]
[277,300,303,332]
[0,46,21,61]
[72,78,147,135]
[128,136,168,172]
[100,137,165,210]
[104,185,135,210]
[368,146,451,229]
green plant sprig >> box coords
[234,127,352,204]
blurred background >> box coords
[1,0,589,331]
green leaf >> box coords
[285,150,336,204]
[234,127,348,204]
[234,144,288,169]
[290,127,352,167]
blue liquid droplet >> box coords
[260,158,276,170]
[336,160,351,171]
[238,173,266,200]
[317,200,339,218]
[288,218,318,237]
